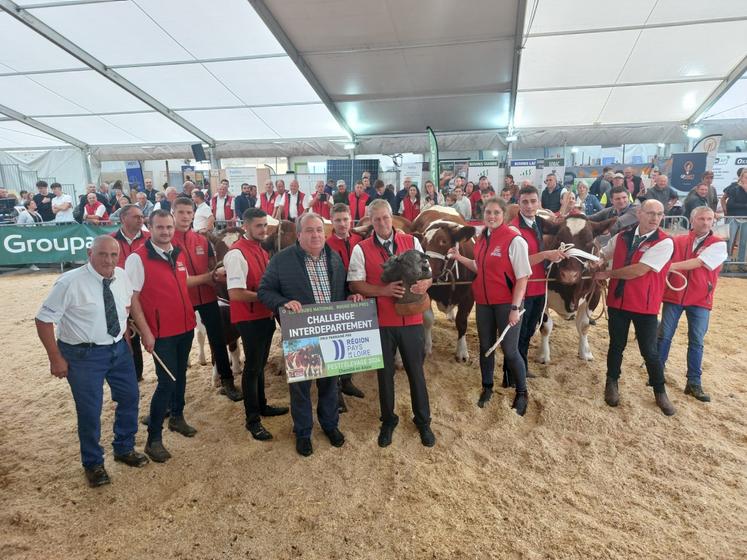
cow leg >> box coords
[536,313,554,364]
[195,315,208,366]
[229,341,243,375]
[423,307,434,356]
[446,305,457,322]
[576,298,594,361]
[454,298,473,363]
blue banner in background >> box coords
[670,152,707,192]
[125,161,145,192]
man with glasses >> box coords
[594,200,676,416]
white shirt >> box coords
[602,228,674,272]
[693,233,728,271]
[452,197,472,220]
[84,203,107,219]
[193,202,212,231]
[213,196,234,222]
[224,243,250,290]
[124,243,174,292]
[36,263,132,345]
[507,236,532,279]
[53,193,75,222]
[347,234,425,282]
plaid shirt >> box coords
[304,251,332,304]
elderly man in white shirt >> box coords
[192,190,214,232]
[36,236,148,488]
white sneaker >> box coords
[29,265,40,271]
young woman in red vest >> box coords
[594,199,676,416]
[448,197,531,415]
[224,207,289,441]
[399,185,421,222]
[657,206,728,403]
[347,180,369,223]
[126,210,198,463]
[348,199,435,447]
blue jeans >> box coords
[657,303,710,384]
[728,218,747,262]
[58,339,139,468]
[148,331,194,443]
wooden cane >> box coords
[128,321,176,382]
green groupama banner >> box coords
[0,223,118,265]
[427,126,439,187]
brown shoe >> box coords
[604,378,619,407]
[655,392,676,416]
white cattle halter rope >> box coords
[484,309,526,357]
[665,269,688,291]
[127,321,177,382]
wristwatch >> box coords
[510,304,521,311]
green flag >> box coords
[427,127,439,187]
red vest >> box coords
[401,197,420,222]
[211,195,234,221]
[510,216,546,297]
[172,229,216,306]
[663,231,723,310]
[607,228,672,315]
[326,231,362,270]
[85,201,108,221]
[258,192,277,214]
[348,192,369,222]
[310,195,331,219]
[281,191,305,220]
[228,236,273,323]
[133,241,196,338]
[472,224,520,305]
[111,229,149,268]
[359,232,422,327]
[469,190,482,215]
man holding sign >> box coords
[259,213,363,457]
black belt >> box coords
[59,340,118,348]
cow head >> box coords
[380,249,432,285]
[419,221,476,281]
[551,216,615,285]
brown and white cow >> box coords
[414,207,477,362]
[537,214,616,363]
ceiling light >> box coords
[571,147,579,153]
[657,143,666,148]
[343,143,357,150]
[505,134,518,142]
[491,150,499,157]
[686,127,702,139]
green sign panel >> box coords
[0,223,118,266]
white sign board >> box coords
[400,156,424,191]
[712,153,747,194]
[467,160,505,191]
[225,167,258,196]
[510,159,541,186]
[539,158,566,185]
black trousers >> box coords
[477,303,527,391]
[194,301,233,381]
[606,307,665,393]
[378,325,431,428]
[236,318,275,425]
[503,294,544,379]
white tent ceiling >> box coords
[0,0,745,156]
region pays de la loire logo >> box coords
[332,339,346,360]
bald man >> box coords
[595,200,676,416]
[36,236,148,487]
